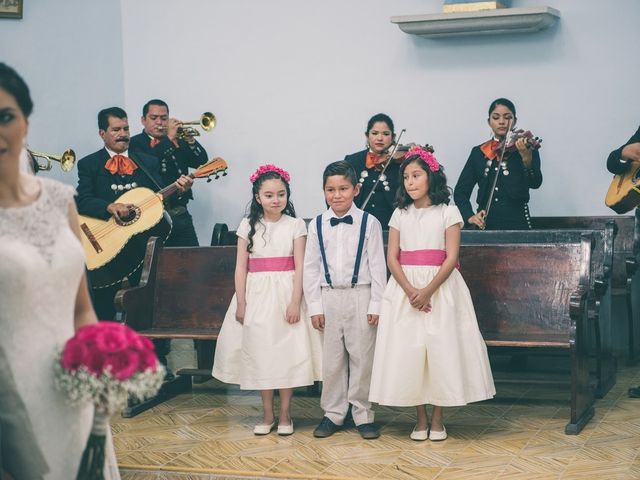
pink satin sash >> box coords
[399,249,459,268]
[248,256,295,272]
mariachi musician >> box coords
[607,126,640,175]
[76,107,192,376]
[344,113,405,230]
[129,99,208,247]
[454,98,542,230]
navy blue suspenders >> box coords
[316,212,369,289]
[316,215,332,287]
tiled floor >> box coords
[115,362,640,479]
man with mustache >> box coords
[76,106,193,320]
[130,99,208,246]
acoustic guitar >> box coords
[605,163,640,214]
[79,157,228,288]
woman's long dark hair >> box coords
[395,156,451,209]
[246,171,296,253]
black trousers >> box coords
[165,211,199,247]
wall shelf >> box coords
[390,6,560,38]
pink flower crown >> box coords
[405,146,440,172]
[249,164,291,184]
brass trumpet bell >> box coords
[28,148,76,172]
[178,112,216,139]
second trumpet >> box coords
[177,112,216,139]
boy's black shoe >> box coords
[313,416,340,438]
[628,386,640,398]
[357,423,380,439]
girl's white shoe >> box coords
[277,419,294,436]
[253,420,276,435]
[428,425,447,441]
[410,427,429,441]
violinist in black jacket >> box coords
[454,98,542,230]
[129,99,208,246]
[344,113,403,230]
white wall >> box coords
[0,0,124,182]
[120,0,640,240]
[6,1,639,241]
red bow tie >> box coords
[105,154,138,176]
[366,151,387,170]
[150,137,180,148]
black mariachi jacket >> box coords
[76,148,163,220]
[344,149,400,230]
[129,132,208,207]
[453,144,542,224]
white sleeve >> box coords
[365,217,387,315]
[444,205,464,229]
[236,218,250,240]
[303,217,324,316]
[293,217,307,239]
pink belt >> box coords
[248,256,295,272]
[399,249,459,268]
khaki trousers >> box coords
[320,286,377,426]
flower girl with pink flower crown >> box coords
[213,165,322,435]
[369,147,495,442]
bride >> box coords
[0,63,120,479]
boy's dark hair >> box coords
[395,156,452,209]
[246,171,296,253]
[98,107,127,130]
[323,160,358,187]
[142,99,169,117]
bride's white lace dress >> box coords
[0,177,120,479]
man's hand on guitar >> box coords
[175,175,194,193]
[621,143,640,163]
[107,202,135,221]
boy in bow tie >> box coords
[303,160,387,439]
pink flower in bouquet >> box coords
[125,326,154,352]
[61,337,89,371]
[103,350,140,380]
[85,348,106,375]
[94,326,129,354]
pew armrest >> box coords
[115,236,162,331]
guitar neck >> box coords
[159,173,196,200]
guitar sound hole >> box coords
[115,206,141,226]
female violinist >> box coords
[344,113,403,229]
[454,98,542,230]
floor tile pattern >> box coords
[116,363,640,479]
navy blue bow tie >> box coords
[330,215,353,227]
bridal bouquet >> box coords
[54,321,165,479]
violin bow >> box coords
[482,120,514,226]
[361,128,406,210]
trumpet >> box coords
[177,112,216,139]
[28,148,76,172]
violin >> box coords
[368,143,435,169]
[492,129,542,156]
